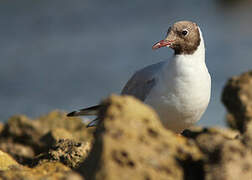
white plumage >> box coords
[144,28,211,132]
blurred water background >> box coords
[0,0,252,126]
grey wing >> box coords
[121,61,165,101]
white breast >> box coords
[144,29,211,133]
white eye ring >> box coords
[181,29,189,36]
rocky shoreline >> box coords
[0,71,251,180]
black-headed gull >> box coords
[67,20,211,133]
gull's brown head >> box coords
[152,21,201,55]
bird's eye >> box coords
[181,29,188,36]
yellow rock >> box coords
[0,162,83,180]
[0,150,19,170]
[79,95,203,180]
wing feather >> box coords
[121,61,165,101]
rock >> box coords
[204,139,252,180]
[222,71,252,133]
[0,162,84,180]
[0,150,19,171]
[0,115,46,153]
[78,95,204,180]
[37,111,94,142]
[183,126,239,140]
[40,128,74,149]
[0,111,91,179]
[0,122,4,134]
[0,141,34,165]
[0,69,252,180]
[184,127,252,180]
[242,120,252,149]
[35,139,91,168]
[0,111,94,164]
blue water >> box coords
[0,0,252,127]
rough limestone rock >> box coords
[242,120,252,149]
[204,138,252,180]
[183,126,239,140]
[78,95,203,180]
[222,71,252,133]
[0,162,84,180]
[40,128,74,149]
[0,150,19,171]
[0,70,252,179]
[0,112,90,179]
[35,139,91,168]
[37,111,94,142]
[206,140,252,179]
[184,127,252,180]
[0,141,34,165]
[0,115,46,153]
[0,122,4,134]
[0,111,94,164]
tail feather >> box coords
[67,105,101,117]
[86,118,100,128]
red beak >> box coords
[152,40,174,50]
